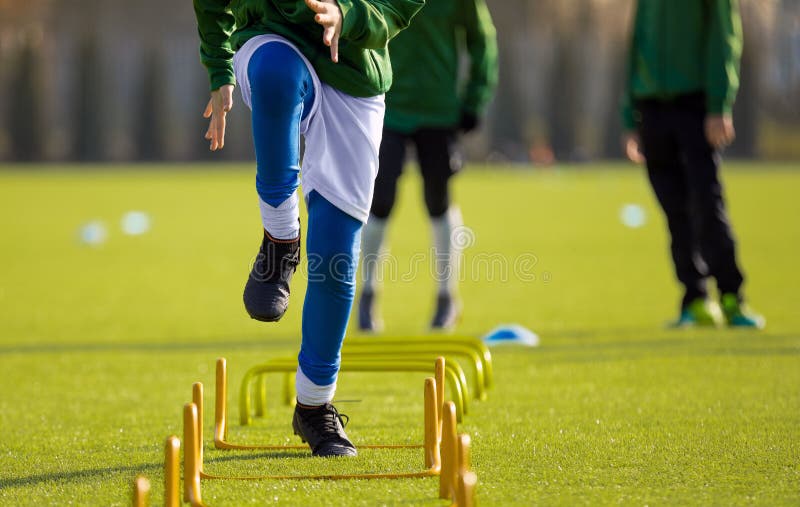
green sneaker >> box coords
[670,298,724,328]
[721,293,765,329]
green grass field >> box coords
[0,163,798,506]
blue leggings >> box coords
[248,42,361,386]
[248,41,314,207]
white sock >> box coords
[431,206,463,295]
[361,214,388,293]
[259,192,300,240]
[295,366,336,406]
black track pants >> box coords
[371,127,462,219]
[637,93,744,308]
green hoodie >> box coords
[384,0,498,132]
[192,0,425,97]
[622,0,743,129]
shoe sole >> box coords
[247,311,285,323]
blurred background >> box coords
[0,0,799,164]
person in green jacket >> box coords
[621,0,764,328]
[357,0,498,332]
[193,0,424,456]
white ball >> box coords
[121,211,151,236]
[620,204,646,228]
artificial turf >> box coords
[0,163,797,506]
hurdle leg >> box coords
[132,476,149,507]
[439,401,458,500]
[183,403,203,506]
[423,378,440,470]
[164,436,180,507]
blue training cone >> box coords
[482,324,540,347]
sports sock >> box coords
[295,365,336,406]
[360,214,388,292]
[258,192,300,239]
[431,206,463,295]
[297,191,363,392]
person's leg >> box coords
[357,128,407,331]
[674,96,762,327]
[638,101,710,315]
[674,96,744,298]
[292,191,363,455]
[414,127,463,329]
[292,83,385,455]
[239,41,315,322]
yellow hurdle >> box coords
[185,376,442,481]
[240,356,468,424]
[213,358,444,451]
[346,335,494,389]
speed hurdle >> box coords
[183,377,444,483]
[347,335,494,389]
[253,349,485,417]
[251,337,494,411]
[211,358,446,451]
[238,356,469,425]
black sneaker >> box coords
[357,290,382,332]
[243,229,300,322]
[431,292,460,330]
[292,402,357,457]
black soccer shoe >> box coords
[357,290,382,332]
[430,292,460,330]
[243,229,300,322]
[292,402,357,457]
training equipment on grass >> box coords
[185,377,443,481]
[348,335,494,388]
[239,355,469,424]
[136,352,479,505]
[213,357,445,451]
[482,324,540,347]
[242,335,494,423]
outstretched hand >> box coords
[305,0,342,63]
[203,84,234,151]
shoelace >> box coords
[308,405,350,441]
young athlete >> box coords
[357,0,498,331]
[193,0,424,456]
[621,0,764,328]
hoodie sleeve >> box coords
[193,0,236,91]
[705,0,743,115]
[459,0,499,116]
[337,0,426,50]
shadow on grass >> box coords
[0,450,357,490]
[0,461,163,490]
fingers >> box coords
[705,116,735,149]
[207,113,227,151]
[622,133,645,164]
[304,0,323,14]
[323,26,339,62]
[205,110,227,151]
[203,98,213,119]
[306,0,341,62]
[220,84,234,113]
[330,32,339,63]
